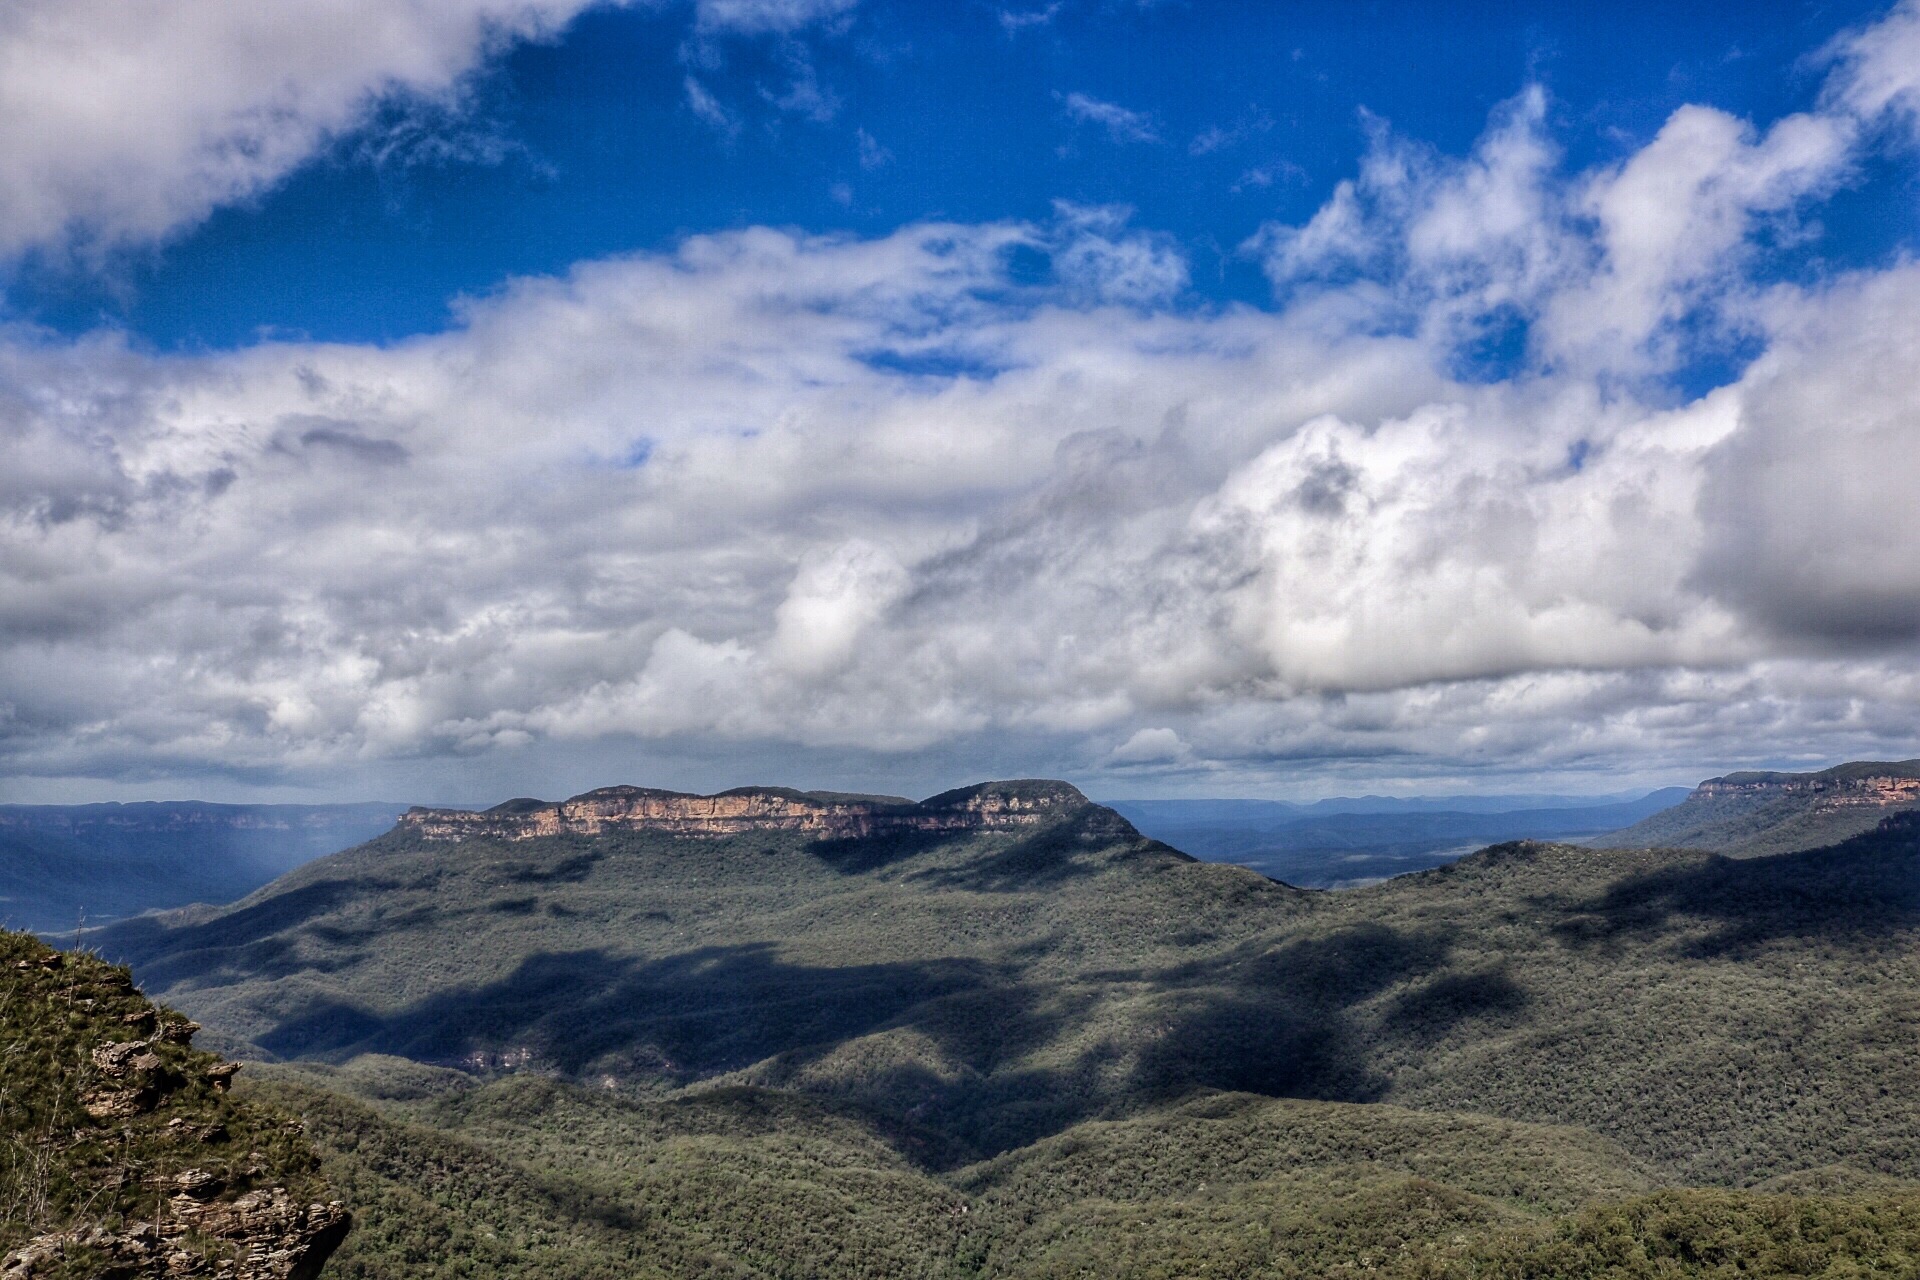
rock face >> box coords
[1595,759,1920,856]
[1695,767,1920,807]
[2,1196,349,1280]
[401,779,1091,843]
[0,931,349,1280]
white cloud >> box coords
[0,0,871,260]
[1545,103,1853,370]
[1251,88,1572,336]
[1696,264,1920,645]
[1249,75,1866,379]
[1822,0,1920,138]
[769,542,911,678]
[1110,728,1190,765]
[1060,91,1159,144]
[1252,180,1374,284]
[4,198,1916,794]
[1047,203,1189,305]
[0,0,621,260]
[4,4,1920,797]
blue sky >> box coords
[12,0,1909,349]
[2,0,1920,804]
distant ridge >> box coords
[1596,759,1920,856]
[401,779,1094,842]
[0,800,406,933]
[1111,789,1689,888]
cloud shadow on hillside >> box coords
[100,877,405,985]
[805,806,1152,892]
[241,915,1495,1166]
[1551,815,1920,958]
[255,943,1047,1078]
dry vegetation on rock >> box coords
[0,930,347,1279]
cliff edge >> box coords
[1594,759,1920,856]
[399,778,1093,843]
[0,930,348,1280]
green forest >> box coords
[9,787,1919,1277]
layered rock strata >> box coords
[401,781,1090,842]
[1696,767,1920,809]
[1594,758,1920,855]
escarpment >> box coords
[1695,763,1920,807]
[0,931,348,1280]
[1595,758,1920,856]
[400,779,1094,842]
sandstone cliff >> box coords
[1696,768,1920,806]
[1595,759,1920,856]
[399,779,1091,843]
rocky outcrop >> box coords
[1696,768,1920,807]
[1595,759,1920,856]
[400,780,1092,843]
[2,1194,349,1280]
[0,931,349,1280]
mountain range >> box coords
[1109,789,1690,887]
[76,774,1920,1278]
[15,755,1880,945]
[27,761,1881,939]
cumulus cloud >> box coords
[4,4,1920,797]
[1546,104,1851,371]
[1695,265,1920,646]
[0,0,627,260]
[1249,82,1858,377]
[1110,728,1191,766]
[0,0,871,261]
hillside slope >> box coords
[98,783,1920,1193]
[241,1062,1920,1280]
[240,1064,1661,1280]
[0,929,347,1279]
[1596,759,1920,856]
[104,781,1294,1160]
